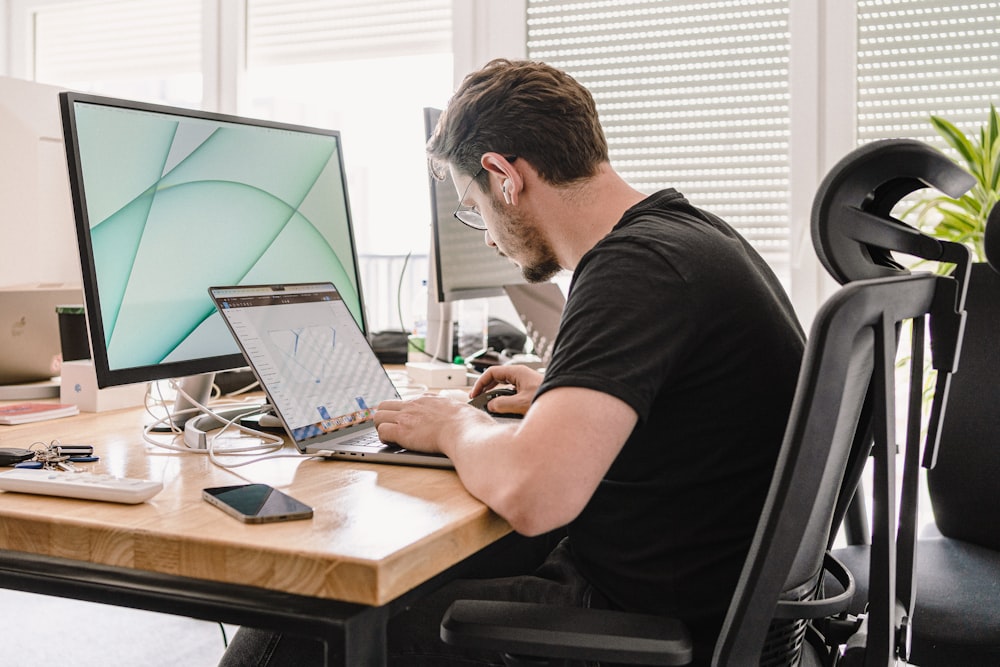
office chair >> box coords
[439,268,964,665]
[836,260,1000,667]
[832,234,1000,663]
[811,139,1000,666]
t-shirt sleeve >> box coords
[536,236,699,423]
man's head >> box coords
[428,60,608,282]
[427,59,609,188]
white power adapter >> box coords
[404,361,468,388]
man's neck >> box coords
[550,164,647,271]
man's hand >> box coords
[374,395,493,453]
[469,365,544,416]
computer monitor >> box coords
[60,91,367,424]
[423,107,529,360]
[0,77,81,287]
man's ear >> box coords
[481,152,520,205]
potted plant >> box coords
[905,103,1000,263]
[903,105,1000,551]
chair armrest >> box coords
[441,600,693,666]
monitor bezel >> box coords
[60,91,368,389]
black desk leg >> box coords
[341,604,390,666]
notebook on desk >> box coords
[209,282,453,469]
[0,283,83,386]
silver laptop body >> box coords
[209,282,452,469]
[0,283,83,384]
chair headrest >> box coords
[811,139,976,285]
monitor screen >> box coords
[425,107,526,302]
[60,92,366,390]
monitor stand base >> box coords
[183,404,269,450]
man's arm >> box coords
[374,385,637,536]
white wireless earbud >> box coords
[501,179,513,204]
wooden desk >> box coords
[0,403,512,665]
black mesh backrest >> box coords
[714,273,948,664]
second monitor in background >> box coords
[501,282,565,366]
[424,107,526,304]
[424,107,547,362]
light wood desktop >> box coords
[0,398,512,665]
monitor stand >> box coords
[149,372,264,432]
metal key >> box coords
[35,450,69,469]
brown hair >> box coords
[427,59,608,188]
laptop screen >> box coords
[210,283,398,448]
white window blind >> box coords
[32,0,201,84]
[246,0,452,67]
[526,0,792,278]
[857,0,1000,150]
[243,0,454,332]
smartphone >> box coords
[202,484,313,524]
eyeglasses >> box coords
[453,167,487,230]
[452,156,517,231]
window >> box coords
[12,0,455,333]
[243,0,454,259]
[29,0,202,107]
[526,0,793,287]
[856,0,1000,151]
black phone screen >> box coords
[203,483,313,523]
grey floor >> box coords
[0,589,237,666]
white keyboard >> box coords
[0,469,163,504]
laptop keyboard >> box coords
[340,430,384,449]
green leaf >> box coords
[990,104,1000,147]
[989,140,1000,191]
[931,115,978,169]
[904,106,1000,264]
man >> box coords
[221,59,804,666]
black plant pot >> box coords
[926,262,1000,550]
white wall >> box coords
[0,0,9,75]
[787,1,858,326]
[452,0,526,80]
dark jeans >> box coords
[218,535,603,667]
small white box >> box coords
[60,360,147,412]
[404,361,468,388]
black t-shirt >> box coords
[536,189,805,649]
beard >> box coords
[488,193,562,283]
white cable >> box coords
[221,378,261,397]
[387,369,428,399]
[140,378,317,470]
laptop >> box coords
[502,282,565,365]
[0,283,83,385]
[209,282,452,469]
